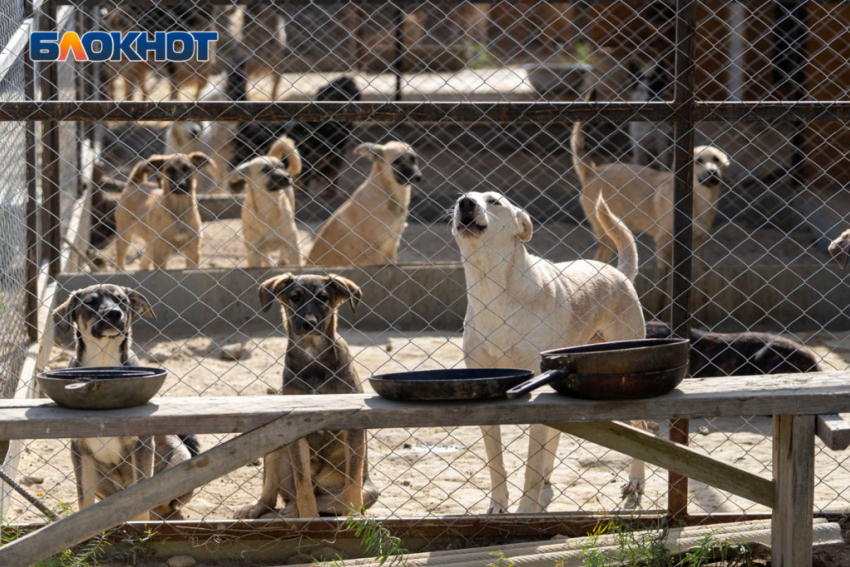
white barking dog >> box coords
[452,190,647,514]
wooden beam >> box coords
[816,414,850,451]
[2,372,850,441]
[0,408,355,567]
[771,414,815,567]
[553,422,774,508]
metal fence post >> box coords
[39,0,61,279]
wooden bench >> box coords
[2,371,849,567]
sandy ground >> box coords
[7,327,850,526]
[88,216,830,272]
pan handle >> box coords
[65,380,94,391]
[506,367,570,399]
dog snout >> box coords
[104,308,124,323]
[458,197,477,216]
[410,169,423,183]
[269,171,293,190]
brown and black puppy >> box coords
[53,284,200,520]
[115,152,213,270]
[235,274,380,519]
[646,321,821,377]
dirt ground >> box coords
[9,326,850,526]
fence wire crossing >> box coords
[1,0,850,555]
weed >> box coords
[318,508,408,567]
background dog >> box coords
[53,284,199,520]
[829,229,850,269]
[115,152,213,270]
[452,191,647,514]
[646,321,821,376]
[572,104,730,275]
[236,274,380,519]
[230,135,304,267]
[308,141,421,267]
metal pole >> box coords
[24,0,39,341]
[393,2,405,102]
[39,1,61,279]
[668,0,697,521]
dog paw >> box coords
[486,500,508,514]
[516,498,545,514]
[234,503,268,520]
[620,478,645,509]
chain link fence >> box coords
[2,0,850,556]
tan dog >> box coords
[53,285,199,520]
[236,274,380,518]
[308,141,421,266]
[115,153,213,270]
[572,114,730,274]
[453,191,647,514]
[830,229,850,269]
[230,136,304,268]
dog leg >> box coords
[247,251,271,269]
[235,448,286,519]
[184,240,201,270]
[289,438,319,518]
[129,437,154,521]
[71,443,97,511]
[481,425,509,514]
[517,423,553,514]
[542,426,561,483]
[620,420,648,508]
[340,430,365,512]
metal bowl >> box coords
[369,368,534,401]
[37,367,167,410]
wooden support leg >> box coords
[772,414,815,567]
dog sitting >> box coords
[115,152,213,270]
[646,321,821,377]
[452,191,647,514]
[572,94,730,274]
[236,274,380,518]
[230,135,304,268]
[53,284,199,520]
[829,229,850,269]
[308,142,421,267]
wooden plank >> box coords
[771,414,816,567]
[2,372,850,440]
[553,422,775,508]
[0,408,355,567]
[816,414,850,451]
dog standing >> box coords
[572,105,730,274]
[646,321,821,377]
[236,274,380,518]
[53,285,199,520]
[308,142,421,267]
[452,191,647,514]
[115,152,213,270]
[230,135,304,268]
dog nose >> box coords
[272,172,292,185]
[104,309,123,322]
[303,315,318,328]
[411,171,423,183]
[458,197,476,213]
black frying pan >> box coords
[369,339,689,402]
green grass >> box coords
[320,508,407,567]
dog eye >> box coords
[289,292,302,302]
[486,198,502,206]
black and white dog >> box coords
[53,284,199,520]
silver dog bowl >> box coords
[37,367,167,410]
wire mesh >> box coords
[2,0,850,557]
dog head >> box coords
[259,273,362,339]
[142,152,214,195]
[354,141,422,189]
[229,157,295,196]
[829,229,850,269]
[53,284,155,339]
[693,146,730,189]
[452,191,533,251]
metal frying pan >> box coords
[369,368,533,401]
[505,338,690,400]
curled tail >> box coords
[269,134,303,177]
[179,434,200,457]
[570,90,597,187]
[595,194,638,282]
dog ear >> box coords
[189,152,215,173]
[829,230,850,270]
[258,273,295,313]
[326,275,362,312]
[147,155,168,171]
[515,211,533,242]
[354,143,384,162]
[124,288,156,320]
[53,292,81,336]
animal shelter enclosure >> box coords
[3,0,850,561]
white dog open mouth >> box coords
[456,218,486,236]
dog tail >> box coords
[179,434,201,458]
[570,91,597,187]
[269,134,303,177]
[595,194,639,282]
